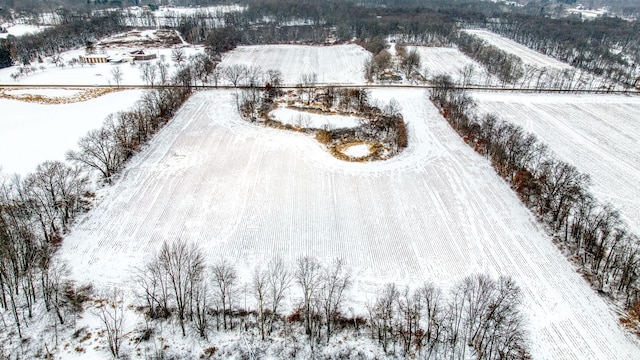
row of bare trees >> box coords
[487,14,640,90]
[67,76,193,182]
[131,244,528,359]
[454,32,524,86]
[369,275,528,359]
[134,244,351,345]
[431,75,640,309]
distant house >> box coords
[79,54,109,63]
[129,50,157,61]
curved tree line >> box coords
[430,75,640,316]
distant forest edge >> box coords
[1,0,640,90]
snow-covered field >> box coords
[409,46,490,84]
[59,89,640,359]
[0,23,48,38]
[465,29,572,70]
[0,90,143,175]
[270,105,361,129]
[219,44,371,85]
[473,92,640,236]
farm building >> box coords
[79,54,109,63]
[129,50,157,61]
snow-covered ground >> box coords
[0,23,48,38]
[270,105,361,129]
[219,44,371,85]
[464,29,572,70]
[342,143,370,158]
[408,46,492,85]
[0,90,144,175]
[0,46,204,86]
[473,92,640,236]
[59,89,640,359]
[568,6,609,19]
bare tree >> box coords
[24,161,88,242]
[95,288,126,359]
[156,61,169,86]
[300,72,318,105]
[265,69,283,88]
[157,240,205,337]
[266,257,293,334]
[245,65,263,88]
[295,256,323,343]
[320,258,351,343]
[369,283,399,354]
[192,277,209,338]
[139,62,157,87]
[252,265,269,340]
[400,48,421,82]
[459,64,476,87]
[211,259,238,331]
[211,66,222,87]
[222,64,248,87]
[418,282,444,359]
[66,128,122,182]
[110,66,123,87]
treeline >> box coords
[67,74,193,182]
[99,245,530,359]
[454,32,523,86]
[0,75,193,347]
[487,14,640,90]
[430,75,640,309]
[174,0,462,47]
[452,31,625,91]
[7,11,127,66]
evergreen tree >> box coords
[0,39,13,69]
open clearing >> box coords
[0,89,143,175]
[219,44,371,85]
[0,23,48,38]
[60,89,640,359]
[474,92,640,236]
